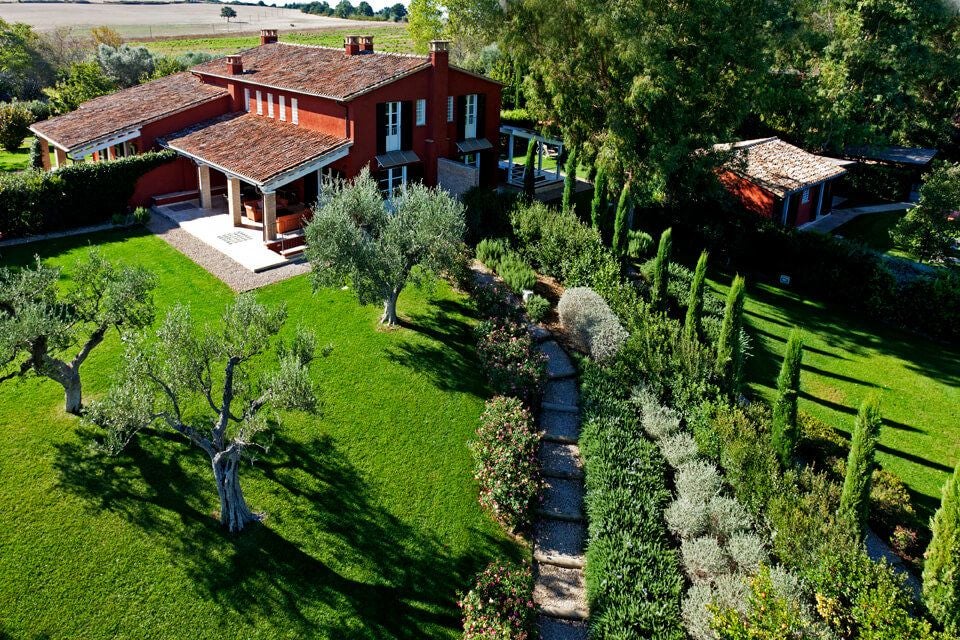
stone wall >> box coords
[438,158,479,197]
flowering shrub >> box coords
[473,280,524,324]
[475,320,547,406]
[459,560,536,640]
[558,286,628,362]
[470,396,543,533]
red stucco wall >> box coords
[717,170,778,219]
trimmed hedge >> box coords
[0,150,176,238]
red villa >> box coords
[29,32,501,249]
[716,137,847,227]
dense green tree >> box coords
[683,250,709,343]
[612,182,630,256]
[0,102,33,153]
[305,171,466,325]
[923,458,960,635]
[357,1,374,16]
[522,138,536,200]
[771,329,804,467]
[96,44,154,88]
[334,0,356,18]
[220,6,237,21]
[0,251,156,414]
[716,275,746,396]
[0,19,54,100]
[390,2,408,19]
[408,0,444,53]
[892,161,960,262]
[44,61,116,115]
[650,228,672,311]
[28,136,44,169]
[87,295,319,532]
[590,164,607,234]
[561,147,577,213]
[839,395,883,535]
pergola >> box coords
[500,125,565,188]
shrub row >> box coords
[470,396,543,533]
[474,318,547,408]
[0,150,176,238]
[557,287,628,362]
[458,560,536,640]
[579,360,686,639]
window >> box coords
[447,96,454,122]
[464,94,478,139]
[378,166,407,199]
[279,95,286,121]
[244,88,250,112]
[267,93,274,118]
[385,101,401,152]
[801,188,810,204]
[463,152,480,168]
[256,90,263,115]
[291,98,299,125]
[416,99,426,126]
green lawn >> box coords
[135,25,414,57]
[709,276,960,521]
[0,229,515,639]
[830,210,915,260]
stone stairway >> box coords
[533,335,589,640]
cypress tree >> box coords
[29,137,44,170]
[590,165,608,234]
[612,182,631,255]
[562,147,578,213]
[522,139,537,200]
[923,459,960,636]
[683,250,709,343]
[771,329,804,467]
[716,275,746,396]
[650,228,672,310]
[839,395,882,536]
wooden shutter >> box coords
[476,94,486,139]
[401,100,413,150]
[376,102,386,155]
[456,95,466,141]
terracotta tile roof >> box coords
[30,73,228,152]
[160,112,351,185]
[191,43,431,101]
[717,137,847,197]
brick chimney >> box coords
[260,29,278,45]
[429,40,450,70]
[360,35,374,53]
[226,55,243,75]
[344,35,361,56]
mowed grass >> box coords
[708,276,960,521]
[0,137,55,173]
[135,25,415,57]
[0,229,515,639]
[831,210,913,259]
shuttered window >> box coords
[267,93,274,118]
[244,88,250,112]
[279,95,286,121]
[292,98,299,125]
[416,99,426,126]
[256,90,262,115]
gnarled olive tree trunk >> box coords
[381,288,402,326]
[211,449,259,533]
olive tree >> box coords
[305,171,466,326]
[0,251,156,414]
[86,295,319,532]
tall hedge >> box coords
[771,329,803,467]
[591,165,608,235]
[0,150,175,238]
[562,147,578,213]
[651,227,673,311]
[923,459,960,635]
[612,182,631,256]
[522,139,536,200]
[683,250,709,342]
[839,396,882,535]
[716,276,747,396]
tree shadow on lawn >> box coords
[388,298,488,398]
[53,426,513,638]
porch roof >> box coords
[29,72,228,156]
[161,112,351,190]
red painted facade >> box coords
[718,170,836,227]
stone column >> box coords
[107,146,116,161]
[54,147,67,169]
[198,164,213,210]
[262,191,277,242]
[227,177,242,226]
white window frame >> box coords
[463,152,481,168]
[279,95,286,121]
[801,187,810,204]
[447,96,454,123]
[267,93,274,118]
[464,94,478,139]
[416,99,426,126]
[291,98,299,125]
[379,165,407,199]
[385,101,401,152]
[256,90,263,115]
[244,87,250,112]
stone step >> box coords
[534,562,588,621]
[543,378,579,407]
[538,615,589,640]
[539,476,584,522]
[540,409,580,444]
[534,519,586,569]
[529,324,552,343]
[542,401,578,414]
[538,340,576,379]
[540,442,583,480]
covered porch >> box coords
[498,125,565,191]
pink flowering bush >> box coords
[470,396,543,533]
[475,320,547,407]
[459,560,536,640]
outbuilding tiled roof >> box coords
[717,137,846,197]
[191,43,431,101]
[161,112,350,185]
[30,73,229,152]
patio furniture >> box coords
[243,200,263,222]
[275,206,312,234]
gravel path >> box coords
[147,214,310,292]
